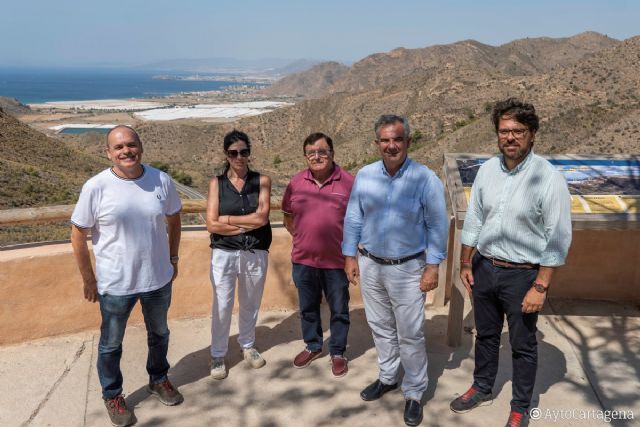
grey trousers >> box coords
[359,255,428,401]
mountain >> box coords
[0,97,31,116]
[140,57,321,76]
[264,61,350,98]
[270,59,323,76]
[267,32,619,97]
[3,32,639,245]
[89,33,639,203]
[495,31,619,73]
[223,34,640,176]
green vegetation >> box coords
[0,222,72,247]
[150,161,170,173]
[172,170,193,186]
[362,153,381,165]
[408,129,424,153]
[344,161,358,171]
[411,129,423,143]
[149,161,193,186]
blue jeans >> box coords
[471,253,539,413]
[292,263,350,355]
[97,282,172,400]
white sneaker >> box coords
[210,357,227,379]
[243,347,266,369]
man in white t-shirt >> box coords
[71,125,183,427]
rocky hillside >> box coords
[264,61,350,98]
[0,108,107,209]
[3,33,639,244]
[217,35,640,178]
[267,32,619,98]
[75,33,638,202]
[0,97,31,116]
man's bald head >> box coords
[105,125,144,178]
[106,125,141,149]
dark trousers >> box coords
[97,282,172,399]
[292,263,350,355]
[472,253,539,413]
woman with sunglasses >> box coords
[205,129,272,379]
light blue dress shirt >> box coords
[342,158,449,264]
[461,151,572,266]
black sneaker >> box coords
[505,410,528,427]
[104,395,136,426]
[450,386,492,413]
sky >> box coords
[2,0,639,68]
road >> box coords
[173,180,206,224]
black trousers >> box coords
[471,252,539,413]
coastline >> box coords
[22,86,297,131]
[28,99,169,111]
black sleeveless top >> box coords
[210,170,272,251]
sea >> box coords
[0,67,258,104]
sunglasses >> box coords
[226,148,251,158]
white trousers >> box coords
[210,248,268,358]
[359,255,428,401]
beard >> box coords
[499,142,531,163]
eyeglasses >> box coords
[498,128,529,139]
[226,148,251,158]
[304,149,331,158]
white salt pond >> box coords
[134,101,293,121]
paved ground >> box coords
[1,299,638,427]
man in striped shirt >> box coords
[449,98,572,427]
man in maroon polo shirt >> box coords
[282,132,355,377]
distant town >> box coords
[152,74,277,85]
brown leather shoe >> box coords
[330,354,348,377]
[293,349,322,368]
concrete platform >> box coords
[1,299,638,427]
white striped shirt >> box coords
[461,152,572,266]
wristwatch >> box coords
[170,255,180,264]
[532,282,548,293]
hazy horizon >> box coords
[2,0,639,68]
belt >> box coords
[358,247,423,266]
[479,253,539,270]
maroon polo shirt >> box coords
[282,164,355,269]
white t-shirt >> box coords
[71,165,182,296]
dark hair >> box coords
[222,129,251,174]
[223,129,251,151]
[491,98,539,133]
[374,114,410,140]
[105,125,141,148]
[302,132,333,153]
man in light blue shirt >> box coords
[450,98,572,427]
[342,114,448,426]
